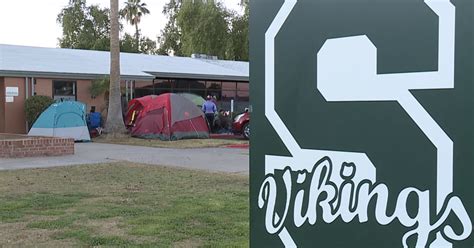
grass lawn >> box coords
[0,163,249,247]
[93,136,248,149]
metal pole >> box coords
[31,77,35,96]
[25,77,29,132]
[125,80,129,101]
[73,82,76,100]
[25,77,29,99]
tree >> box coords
[120,33,138,53]
[158,0,229,58]
[157,0,182,55]
[121,33,157,54]
[228,0,248,60]
[158,0,249,60]
[177,1,229,59]
[227,10,248,61]
[105,0,127,135]
[57,0,111,51]
[139,36,158,54]
[58,0,157,54]
[120,0,150,51]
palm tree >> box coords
[120,0,150,51]
[105,0,127,136]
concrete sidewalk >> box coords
[0,143,249,174]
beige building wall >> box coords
[76,79,107,113]
[1,76,160,134]
[1,77,108,134]
[34,78,106,113]
[34,78,53,97]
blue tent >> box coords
[28,101,91,141]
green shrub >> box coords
[89,76,110,98]
[24,95,55,127]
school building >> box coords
[0,44,249,134]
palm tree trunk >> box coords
[105,0,127,136]
[135,23,140,51]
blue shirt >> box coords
[202,100,217,114]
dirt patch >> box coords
[0,222,75,247]
[173,238,204,248]
[84,217,157,244]
[85,217,127,237]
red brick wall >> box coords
[0,136,74,158]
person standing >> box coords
[202,95,217,131]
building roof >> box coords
[0,44,249,81]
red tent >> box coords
[125,94,210,140]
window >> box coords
[206,81,222,99]
[134,81,154,98]
[237,82,249,91]
[155,79,172,90]
[153,79,172,96]
[134,80,174,98]
[190,80,206,90]
[188,80,207,98]
[237,82,249,101]
[53,80,76,101]
[189,89,207,99]
[222,82,237,100]
[174,79,191,90]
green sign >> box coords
[250,0,473,247]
